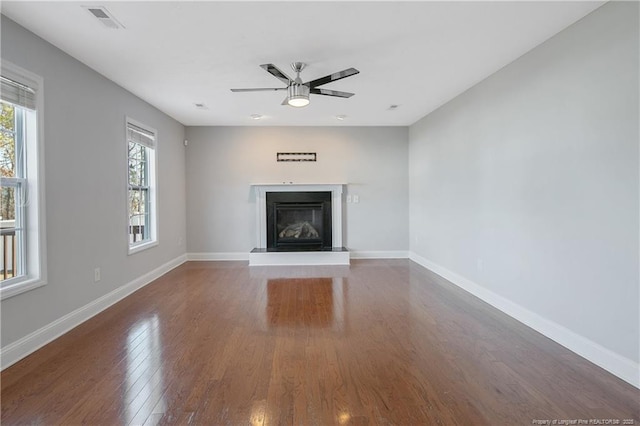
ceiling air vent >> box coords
[82,6,125,29]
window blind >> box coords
[127,122,155,148]
[0,76,37,111]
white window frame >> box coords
[0,61,47,300]
[126,117,158,254]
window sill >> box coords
[128,240,158,255]
[1,276,47,300]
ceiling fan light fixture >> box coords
[287,84,310,107]
[288,96,310,107]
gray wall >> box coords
[0,16,187,347]
[185,126,409,254]
[409,2,639,363]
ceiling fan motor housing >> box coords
[287,83,310,107]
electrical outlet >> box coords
[94,267,101,282]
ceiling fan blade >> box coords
[281,96,289,106]
[310,88,355,98]
[260,64,293,85]
[306,68,359,88]
[230,87,287,92]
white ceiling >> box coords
[2,1,605,127]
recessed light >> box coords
[335,115,347,121]
[250,114,263,120]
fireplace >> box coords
[266,191,332,250]
[250,183,349,265]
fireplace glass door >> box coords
[266,191,332,251]
[275,203,323,248]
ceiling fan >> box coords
[231,62,359,108]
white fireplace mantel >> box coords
[250,183,348,265]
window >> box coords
[0,61,46,299]
[127,118,157,253]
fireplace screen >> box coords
[266,191,332,250]
[276,203,323,245]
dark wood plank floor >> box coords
[1,260,638,425]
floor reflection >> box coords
[266,277,346,329]
[124,314,166,424]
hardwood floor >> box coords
[1,259,638,425]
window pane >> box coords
[128,142,138,185]
[1,102,14,131]
[137,158,145,187]
[140,147,147,186]
[128,142,148,188]
[129,188,141,215]
[0,184,22,282]
[0,185,16,221]
[139,188,147,215]
[129,188,148,243]
[129,158,140,186]
[0,103,16,178]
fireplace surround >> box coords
[250,183,349,265]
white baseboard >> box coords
[187,252,249,261]
[1,254,187,371]
[408,252,639,389]
[350,250,409,259]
